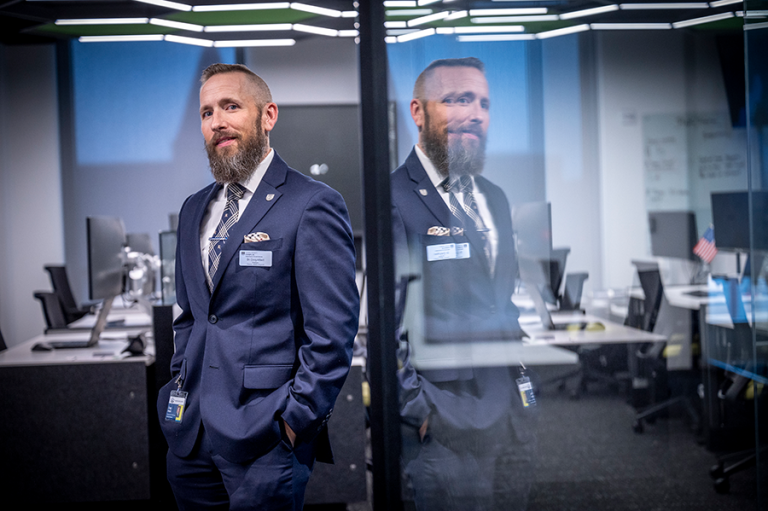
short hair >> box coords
[413,57,485,100]
[200,63,273,104]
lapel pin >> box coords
[266,193,275,201]
[419,189,428,196]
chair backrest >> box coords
[33,291,68,330]
[44,265,89,324]
[560,272,589,311]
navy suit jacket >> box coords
[157,152,360,464]
[392,148,534,444]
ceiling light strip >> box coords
[292,23,339,36]
[192,2,289,12]
[204,23,293,32]
[560,4,619,20]
[165,34,213,46]
[79,34,165,42]
[384,1,416,6]
[620,2,709,9]
[338,29,359,37]
[385,36,398,43]
[134,0,191,12]
[471,15,560,23]
[385,21,407,28]
[386,9,433,16]
[341,11,358,18]
[397,27,435,42]
[290,3,342,17]
[56,18,148,25]
[214,39,296,47]
[457,34,535,42]
[710,0,742,6]
[672,11,734,27]
[744,20,768,29]
[453,25,525,33]
[150,18,204,31]
[418,0,442,5]
[469,8,548,16]
[445,10,468,21]
[536,23,590,39]
[408,11,450,26]
[591,22,673,29]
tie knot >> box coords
[458,175,473,192]
[441,176,473,194]
[227,182,246,201]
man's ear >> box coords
[262,102,279,133]
[411,99,425,131]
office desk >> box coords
[0,332,156,503]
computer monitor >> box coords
[648,211,698,260]
[126,232,154,256]
[711,191,768,251]
[87,216,126,301]
[512,202,552,260]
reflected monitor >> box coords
[648,211,697,261]
[512,202,552,261]
[127,232,154,255]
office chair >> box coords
[44,265,90,324]
[33,291,69,331]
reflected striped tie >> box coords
[441,176,492,265]
[207,182,246,292]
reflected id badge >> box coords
[165,390,188,423]
[516,376,537,408]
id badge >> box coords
[516,376,537,408]
[165,390,188,423]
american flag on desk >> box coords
[693,225,718,263]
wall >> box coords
[0,44,64,347]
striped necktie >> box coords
[207,182,246,292]
[441,176,492,266]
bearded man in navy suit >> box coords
[392,58,537,511]
[157,63,359,510]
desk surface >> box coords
[523,312,666,345]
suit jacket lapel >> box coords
[210,152,288,294]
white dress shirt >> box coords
[415,144,499,270]
[199,148,275,273]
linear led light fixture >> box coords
[408,11,450,26]
[134,0,191,12]
[535,23,590,39]
[672,11,734,27]
[165,34,213,46]
[192,2,289,12]
[472,15,560,23]
[384,1,416,6]
[79,34,165,42]
[591,22,673,29]
[204,23,293,32]
[290,3,341,17]
[385,21,408,28]
[438,25,525,34]
[744,9,768,16]
[293,23,339,36]
[385,36,398,43]
[620,3,709,9]
[469,8,548,16]
[56,18,148,25]
[338,29,359,37]
[397,27,435,42]
[745,20,768,29]
[214,39,296,47]
[386,9,433,16]
[341,11,358,17]
[150,18,204,31]
[710,0,742,5]
[445,10,468,20]
[560,4,619,19]
[418,0,442,5]
[457,34,535,42]
[388,28,418,35]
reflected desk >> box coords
[0,328,156,504]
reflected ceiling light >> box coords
[445,10,468,20]
[591,22,673,29]
[149,18,204,31]
[620,3,709,9]
[710,0,742,5]
[386,9,434,16]
[454,25,525,33]
[385,21,408,27]
[457,34,535,41]
[192,3,289,12]
[213,39,296,47]
[134,0,191,12]
[338,29,359,37]
[471,15,560,23]
[744,9,768,16]
[672,11,734,27]
[165,34,213,46]
[203,23,292,32]
[535,23,590,39]
[56,18,148,25]
[290,3,342,17]
[385,36,398,43]
[384,1,417,6]
[292,23,339,36]
[388,28,419,35]
[469,8,548,15]
[408,11,450,26]
[560,4,619,19]
[397,27,435,41]
[418,0,442,5]
[745,20,768,29]
[79,34,165,42]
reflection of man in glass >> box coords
[392,58,536,511]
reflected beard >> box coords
[206,116,267,185]
[421,109,486,179]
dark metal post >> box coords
[358,1,403,510]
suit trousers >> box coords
[167,423,315,510]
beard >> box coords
[421,108,486,179]
[205,113,268,184]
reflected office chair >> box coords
[33,291,69,332]
[44,265,90,324]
